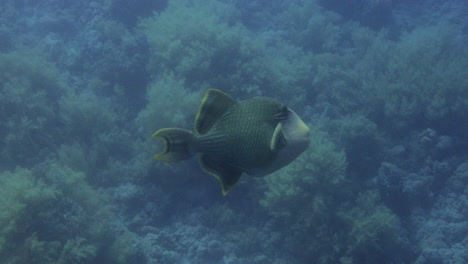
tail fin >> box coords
[152,128,195,162]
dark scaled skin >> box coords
[195,97,288,172]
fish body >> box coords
[153,89,310,195]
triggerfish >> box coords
[152,89,310,195]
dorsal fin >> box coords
[199,155,242,196]
[194,89,236,134]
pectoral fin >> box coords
[270,123,287,152]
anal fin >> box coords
[199,155,241,196]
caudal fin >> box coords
[152,128,194,162]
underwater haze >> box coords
[0,0,467,263]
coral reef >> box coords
[0,0,466,263]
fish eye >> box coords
[282,106,292,118]
[274,105,289,120]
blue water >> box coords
[0,0,466,263]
